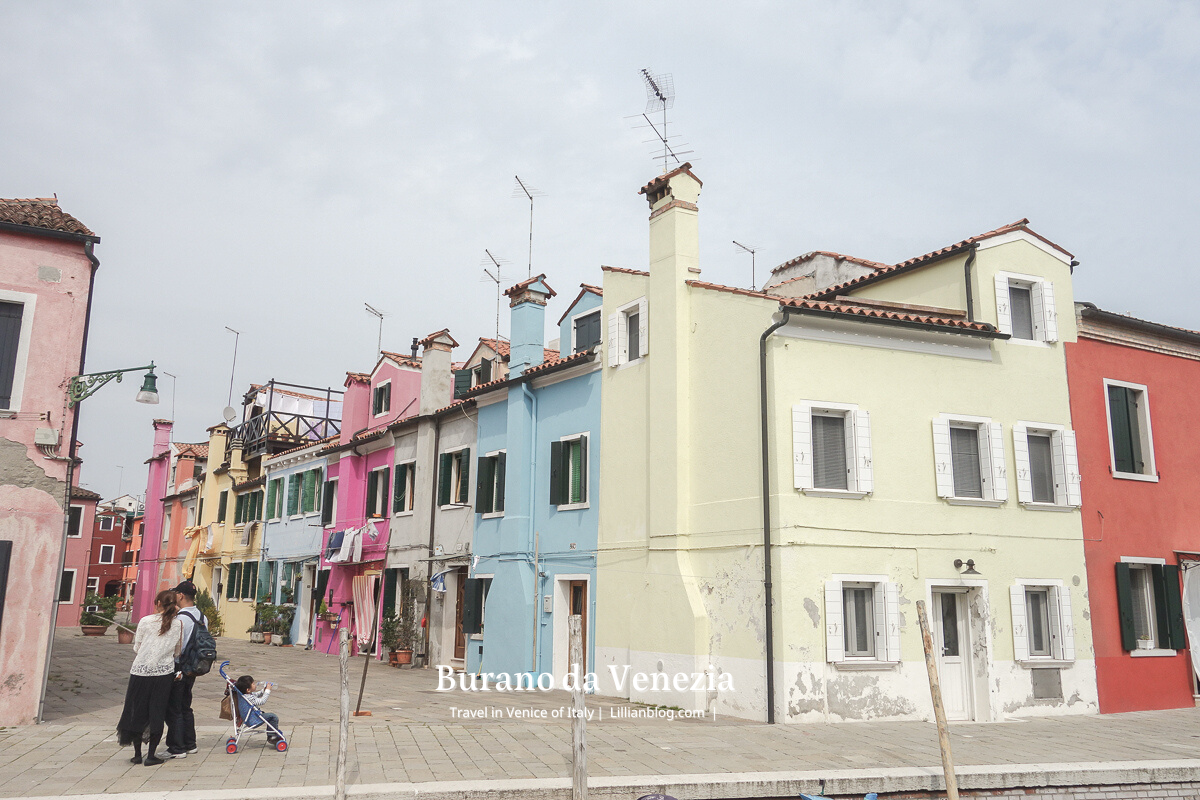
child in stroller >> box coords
[219,661,287,753]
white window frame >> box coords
[481,450,505,519]
[67,504,85,538]
[569,308,602,354]
[932,414,1007,506]
[994,271,1058,345]
[608,296,648,368]
[393,461,416,516]
[162,508,172,543]
[0,289,36,412]
[1119,556,1174,657]
[824,575,901,668]
[58,568,77,604]
[99,544,115,564]
[367,466,389,518]
[99,516,115,532]
[1012,422,1082,510]
[268,477,284,521]
[792,401,873,498]
[86,577,99,596]
[439,449,471,509]
[325,476,340,526]
[1102,378,1158,482]
[372,379,392,418]
[1010,579,1075,665]
[557,433,590,511]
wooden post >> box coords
[916,600,960,800]
[569,614,587,800]
[335,626,350,800]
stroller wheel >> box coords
[226,742,238,754]
[275,739,288,752]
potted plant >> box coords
[319,591,340,625]
[381,611,402,666]
[80,593,118,636]
[394,581,419,666]
[247,622,265,643]
[255,596,279,644]
[1137,634,1155,650]
[274,605,296,646]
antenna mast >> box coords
[224,327,241,408]
[512,176,545,279]
[733,241,761,290]
[482,250,505,343]
[640,69,685,173]
[364,303,388,358]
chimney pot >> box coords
[411,337,419,359]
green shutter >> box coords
[315,568,330,606]
[1152,564,1172,649]
[380,466,391,515]
[234,494,245,525]
[254,490,264,521]
[242,560,257,600]
[227,562,240,599]
[438,453,452,506]
[287,476,300,516]
[366,470,379,517]
[322,480,335,526]
[495,453,506,512]
[302,470,316,513]
[458,450,469,504]
[266,479,277,520]
[549,441,563,506]
[383,568,399,616]
[313,469,324,511]
[1108,385,1144,474]
[1163,564,1186,650]
[461,578,483,635]
[453,369,472,398]
[217,491,228,523]
[393,464,408,513]
[1115,562,1136,652]
[476,456,495,513]
[480,358,492,383]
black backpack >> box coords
[178,609,217,676]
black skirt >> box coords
[116,673,174,746]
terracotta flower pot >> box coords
[394,649,413,666]
[80,625,109,637]
[117,628,135,644]
[263,632,273,645]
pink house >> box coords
[58,486,101,627]
[0,198,100,725]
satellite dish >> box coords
[223,406,237,423]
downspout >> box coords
[758,305,792,725]
[522,381,539,675]
[422,414,442,667]
[38,238,100,724]
[963,243,978,323]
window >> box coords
[1105,380,1156,480]
[573,311,602,353]
[162,509,172,542]
[462,576,493,635]
[824,576,900,664]
[453,368,472,399]
[240,560,258,601]
[393,463,415,514]
[302,468,322,514]
[994,273,1058,343]
[473,358,493,386]
[122,550,132,565]
[438,450,470,506]
[0,295,34,411]
[932,416,1007,504]
[198,497,205,524]
[1013,423,1082,508]
[1115,561,1185,652]
[286,475,301,517]
[217,490,229,523]
[58,569,76,603]
[793,402,873,496]
[86,577,99,595]
[67,505,84,537]
[322,477,339,526]
[373,382,391,416]
[226,561,241,600]
[99,516,114,532]
[1010,582,1076,662]
[266,478,284,520]
[476,451,506,515]
[234,491,264,525]
[99,545,115,564]
[550,435,587,507]
[366,466,391,518]
[608,297,648,367]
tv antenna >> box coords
[224,327,241,410]
[512,176,545,279]
[733,241,762,290]
[364,303,388,358]
[162,370,178,421]
[638,69,692,172]
[481,249,509,343]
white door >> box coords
[932,590,973,721]
[212,566,223,611]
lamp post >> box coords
[37,363,159,723]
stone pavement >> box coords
[3,631,1200,798]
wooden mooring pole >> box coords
[335,626,350,800]
[916,599,960,800]
[569,614,587,800]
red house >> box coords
[89,502,128,599]
[1066,303,1200,712]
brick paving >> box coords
[2,631,1199,797]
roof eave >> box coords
[0,219,100,244]
[779,302,1005,340]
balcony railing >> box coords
[230,380,343,459]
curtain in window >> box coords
[1183,565,1200,686]
[949,427,983,498]
[812,415,848,490]
[1009,285,1035,340]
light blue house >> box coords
[260,439,329,646]
[462,277,602,682]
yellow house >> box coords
[596,164,1096,723]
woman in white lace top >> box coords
[117,590,182,766]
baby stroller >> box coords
[219,660,288,753]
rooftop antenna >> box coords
[162,370,178,421]
[639,69,692,173]
[364,303,388,358]
[481,249,508,343]
[733,241,762,290]
[115,465,125,497]
[224,327,241,409]
[512,176,545,279]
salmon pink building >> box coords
[1067,303,1200,712]
[57,486,100,627]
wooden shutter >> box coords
[495,453,506,512]
[1036,280,1058,342]
[824,580,844,662]
[1107,385,1138,474]
[1047,430,1066,505]
[314,568,330,607]
[438,453,452,506]
[287,476,300,516]
[1115,563,1137,651]
[313,468,324,512]
[366,470,378,517]
[549,441,564,505]
[637,297,649,357]
[1163,564,1186,650]
[227,562,240,599]
[986,422,1007,502]
[1012,424,1033,503]
[476,456,495,513]
[382,568,399,616]
[1152,563,1172,648]
[607,313,620,367]
[302,470,316,513]
[218,491,228,522]
[0,540,11,636]
[322,480,336,525]
[994,275,1012,335]
[266,479,278,520]
[453,369,472,398]
[792,404,814,490]
[379,466,391,513]
[577,436,588,503]
[931,418,954,498]
[393,464,407,513]
[853,410,873,494]
[884,582,901,662]
[871,584,887,660]
[1010,585,1029,661]
[462,578,483,635]
[0,302,23,409]
[457,451,469,504]
[480,358,492,383]
[1062,431,1082,507]
[242,560,257,600]
[1056,585,1075,661]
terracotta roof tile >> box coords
[379,351,422,369]
[600,265,649,277]
[478,338,511,359]
[345,372,370,384]
[503,273,557,300]
[71,486,101,501]
[234,476,266,491]
[557,283,605,326]
[435,398,477,414]
[0,198,96,238]
[770,250,890,275]
[461,350,595,398]
[173,443,209,459]
[638,162,703,196]
[417,328,459,348]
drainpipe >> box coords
[522,381,539,675]
[758,305,793,725]
[963,244,978,323]
[422,414,442,667]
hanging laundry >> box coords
[326,529,346,561]
[430,571,448,593]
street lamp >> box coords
[39,360,159,723]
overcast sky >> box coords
[4,2,1197,500]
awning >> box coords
[352,574,377,645]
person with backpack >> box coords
[165,580,215,758]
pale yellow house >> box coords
[596,164,1097,723]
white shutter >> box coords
[1050,429,1068,506]
[637,297,649,357]
[1062,431,1082,508]
[932,418,954,498]
[607,313,620,367]
[994,274,1013,335]
[1010,585,1029,662]
[872,586,887,659]
[1012,424,1033,504]
[616,311,628,364]
[987,422,1008,502]
[853,409,873,494]
[825,580,844,662]
[792,404,814,490]
[1030,280,1046,340]
[1038,280,1058,342]
[884,582,901,662]
[1056,585,1075,661]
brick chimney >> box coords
[419,329,458,414]
[503,275,556,377]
